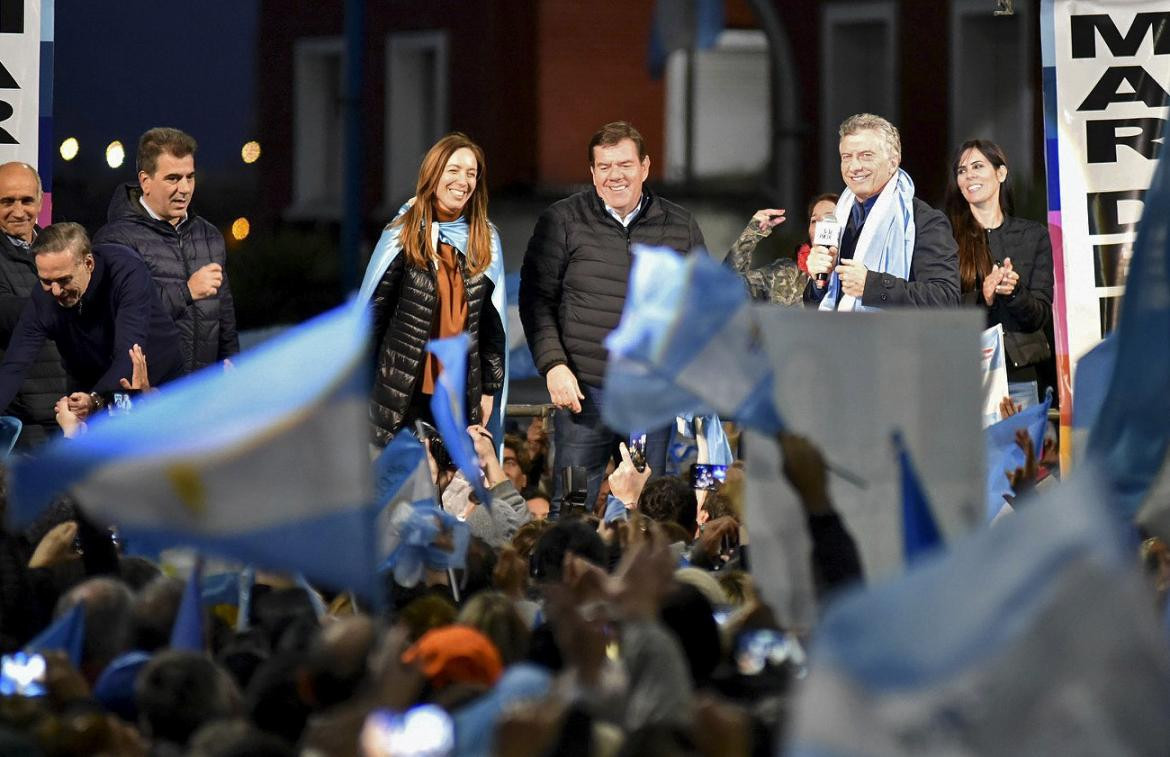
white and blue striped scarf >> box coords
[820,168,917,312]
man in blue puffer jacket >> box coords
[94,128,239,374]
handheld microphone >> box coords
[812,214,842,284]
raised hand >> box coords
[608,442,652,507]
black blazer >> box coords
[984,215,1054,334]
[805,198,961,308]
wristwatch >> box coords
[89,392,107,412]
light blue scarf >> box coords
[357,201,509,442]
[819,168,917,312]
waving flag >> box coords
[1085,140,1170,518]
[789,464,1170,755]
[1071,333,1116,456]
[8,303,378,595]
[170,557,204,652]
[428,334,491,508]
[603,245,782,434]
[374,429,469,587]
[983,388,1052,522]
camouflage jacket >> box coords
[725,218,809,307]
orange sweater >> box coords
[420,208,468,393]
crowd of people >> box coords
[0,112,1083,756]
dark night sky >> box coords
[52,0,259,176]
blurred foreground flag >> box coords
[9,303,376,594]
[603,245,781,434]
[1086,147,1170,519]
[788,465,1170,755]
[1070,333,1115,458]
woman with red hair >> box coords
[358,133,507,448]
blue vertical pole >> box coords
[341,0,365,296]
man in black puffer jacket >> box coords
[0,162,71,447]
[94,128,238,374]
[520,122,705,515]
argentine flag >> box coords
[1085,133,1170,519]
[375,429,470,588]
[9,303,378,594]
[789,463,1170,754]
[603,244,782,434]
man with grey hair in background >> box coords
[804,113,959,310]
[0,162,70,446]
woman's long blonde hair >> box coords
[393,132,491,276]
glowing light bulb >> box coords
[59,137,79,161]
[231,217,251,241]
[105,141,125,169]
[241,141,261,164]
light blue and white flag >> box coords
[980,324,1009,427]
[788,464,1170,755]
[983,388,1051,522]
[374,428,435,510]
[603,244,782,434]
[374,429,470,587]
[8,303,378,595]
[428,333,491,508]
[1085,144,1170,518]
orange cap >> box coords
[401,625,503,690]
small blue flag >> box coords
[894,432,943,564]
[25,603,85,667]
[170,556,204,651]
[428,334,491,508]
